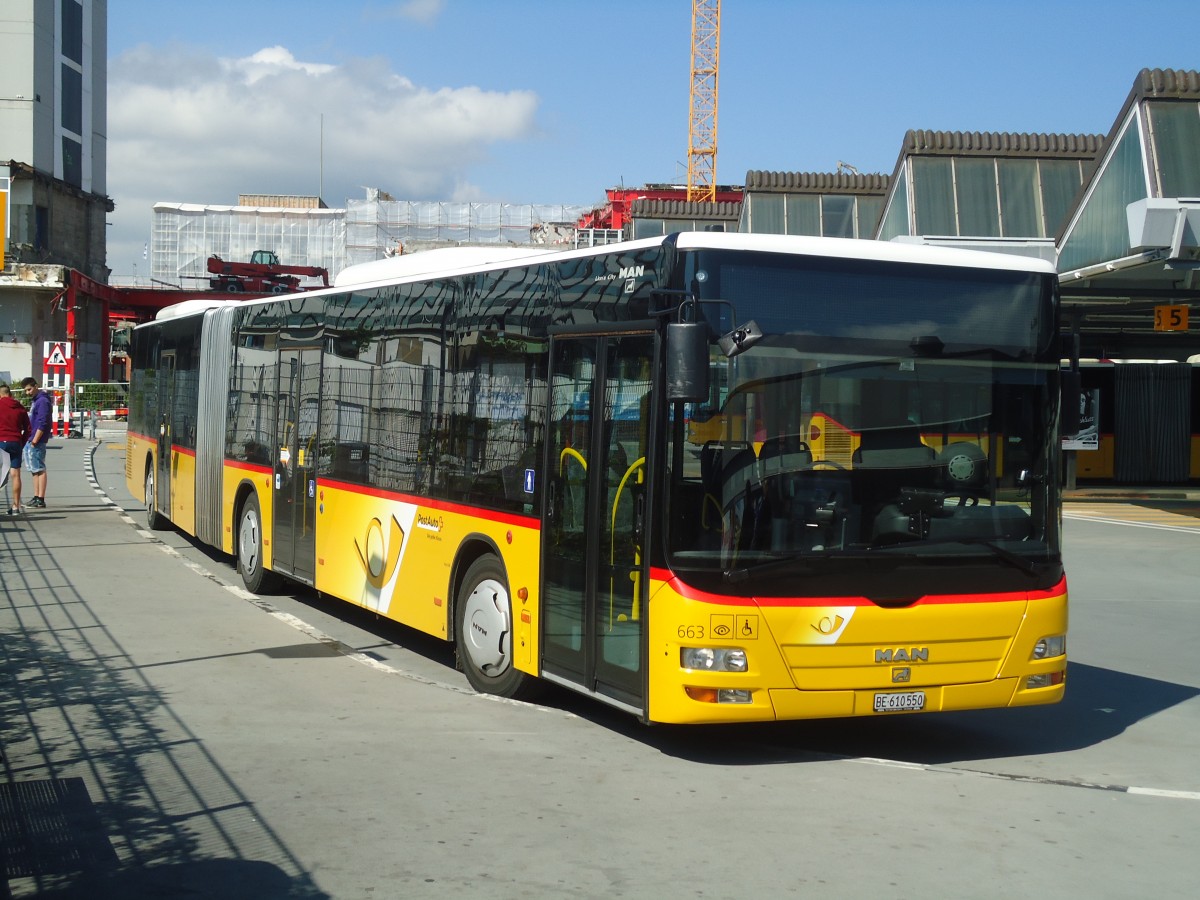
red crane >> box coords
[207,250,329,293]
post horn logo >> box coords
[355,515,406,589]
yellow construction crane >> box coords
[687,0,720,203]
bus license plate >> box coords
[873,691,925,713]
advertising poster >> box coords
[1062,388,1099,451]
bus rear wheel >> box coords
[456,556,533,699]
[237,493,279,594]
[145,466,167,530]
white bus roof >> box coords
[152,298,240,322]
[333,246,556,288]
[332,235,1055,288]
[670,231,1057,274]
[148,233,1057,324]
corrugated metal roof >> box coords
[1097,68,1200,157]
[628,199,741,219]
[1058,68,1200,247]
[743,171,889,193]
[1135,67,1200,101]
[900,130,1105,158]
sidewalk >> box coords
[0,432,325,898]
[1063,485,1200,502]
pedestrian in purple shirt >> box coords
[20,377,50,508]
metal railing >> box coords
[70,382,129,439]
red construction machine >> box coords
[207,250,330,293]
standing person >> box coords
[20,377,50,508]
[0,383,31,515]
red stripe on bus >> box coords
[318,476,540,529]
[226,459,272,475]
[649,567,1066,607]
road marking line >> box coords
[1128,786,1200,800]
[856,754,1200,801]
[1064,513,1200,534]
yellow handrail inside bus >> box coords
[559,446,587,474]
[610,456,646,626]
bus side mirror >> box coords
[1060,370,1081,435]
[666,322,709,402]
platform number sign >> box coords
[1153,305,1189,332]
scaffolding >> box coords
[151,203,347,288]
[152,195,594,284]
[344,195,593,267]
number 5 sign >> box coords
[1153,304,1189,332]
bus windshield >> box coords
[666,249,1061,591]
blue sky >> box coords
[104,0,1196,277]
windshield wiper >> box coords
[914,538,1048,576]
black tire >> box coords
[145,466,168,530]
[236,492,280,593]
[456,556,534,699]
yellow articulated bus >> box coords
[125,232,1068,725]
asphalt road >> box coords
[2,430,1198,899]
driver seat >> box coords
[853,425,936,468]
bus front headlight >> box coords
[681,647,748,672]
[1032,635,1066,660]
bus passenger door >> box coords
[273,347,321,583]
[542,332,655,711]
[154,351,175,518]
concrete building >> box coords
[1,0,111,383]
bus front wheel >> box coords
[456,556,533,699]
[237,493,279,594]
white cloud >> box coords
[106,41,538,277]
[226,46,336,84]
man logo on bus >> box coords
[355,514,406,590]
[875,647,930,663]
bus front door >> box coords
[273,347,321,584]
[542,332,655,712]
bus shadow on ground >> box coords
[282,584,462,672]
[124,522,1196,770]
[571,662,1199,767]
[1135,500,1200,520]
[255,581,1199,769]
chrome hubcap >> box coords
[462,577,512,677]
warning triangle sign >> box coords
[46,343,68,366]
